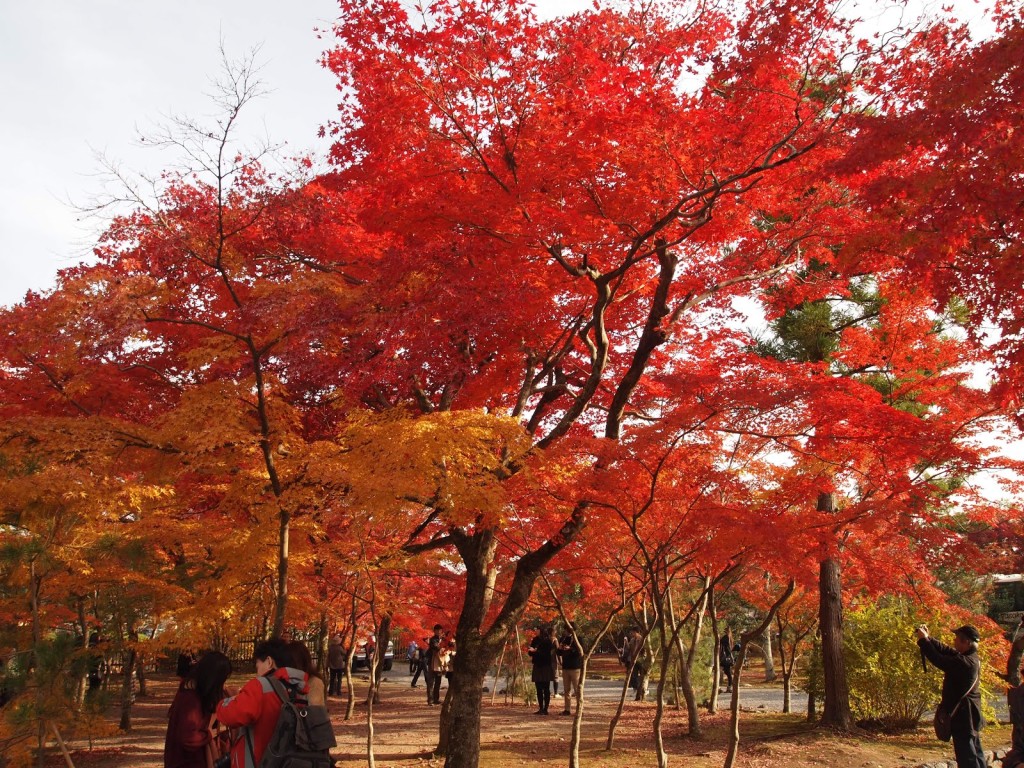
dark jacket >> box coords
[558,634,583,671]
[719,639,734,669]
[918,637,982,735]
[529,634,556,683]
[164,684,211,768]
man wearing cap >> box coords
[916,624,985,768]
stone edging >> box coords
[913,745,1008,767]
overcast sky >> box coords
[0,0,992,309]
[0,1,345,308]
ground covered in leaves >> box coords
[41,659,1009,768]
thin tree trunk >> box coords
[75,598,89,707]
[605,660,633,751]
[761,629,776,682]
[777,617,791,714]
[272,507,290,637]
[118,642,136,731]
[365,636,377,768]
[30,559,45,768]
[136,656,148,697]
[709,587,721,714]
[317,610,329,678]
[370,615,392,705]
[653,634,671,768]
[677,582,708,737]
[723,580,795,768]
[817,491,852,730]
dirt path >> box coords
[41,667,1003,768]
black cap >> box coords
[952,625,981,642]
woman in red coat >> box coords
[164,651,232,768]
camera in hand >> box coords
[213,755,231,768]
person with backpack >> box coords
[217,637,333,768]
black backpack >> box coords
[254,676,336,768]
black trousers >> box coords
[328,668,344,695]
[426,669,442,704]
[535,681,550,712]
[952,730,986,768]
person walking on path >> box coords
[528,626,556,715]
[558,623,583,716]
[719,631,735,694]
[916,624,985,768]
[327,634,345,697]
[410,642,424,688]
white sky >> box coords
[0,0,994,309]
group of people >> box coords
[409,624,456,705]
[528,624,584,715]
[164,637,328,768]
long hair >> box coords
[287,640,323,681]
[189,651,232,714]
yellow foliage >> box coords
[334,409,533,528]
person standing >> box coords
[528,626,556,715]
[327,634,345,697]
[217,638,307,768]
[558,623,583,716]
[287,640,326,707]
[916,624,985,768]
[546,626,561,701]
[163,651,232,768]
[424,624,445,705]
[407,639,419,676]
[621,628,647,701]
[719,631,735,694]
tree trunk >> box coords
[272,508,290,636]
[680,580,708,736]
[316,610,329,678]
[118,645,137,731]
[1008,629,1024,686]
[75,598,89,707]
[436,503,586,768]
[136,657,148,697]
[818,554,852,730]
[652,638,671,768]
[723,580,795,768]
[777,618,791,714]
[441,650,490,768]
[709,587,721,714]
[761,629,776,682]
[369,614,392,705]
[30,559,45,768]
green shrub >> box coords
[844,599,942,728]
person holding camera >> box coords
[558,623,583,716]
[163,650,232,768]
[915,624,985,768]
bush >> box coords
[844,599,942,729]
